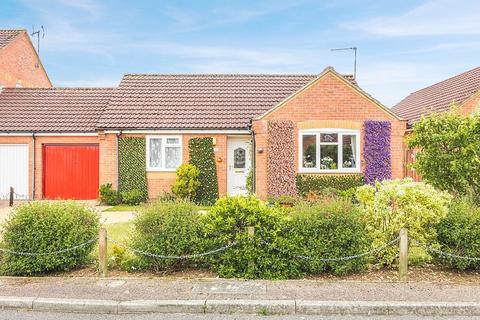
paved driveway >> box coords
[0,201,134,225]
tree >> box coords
[407,106,480,201]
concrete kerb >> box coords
[205,299,295,315]
[118,300,207,314]
[295,300,480,316]
[1,296,480,316]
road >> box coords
[1,311,480,320]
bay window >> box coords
[147,136,182,171]
[299,130,360,173]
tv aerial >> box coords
[331,47,357,79]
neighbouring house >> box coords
[0,29,51,88]
[392,66,480,180]
[0,67,407,200]
[0,88,113,199]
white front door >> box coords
[227,137,251,196]
[0,144,29,200]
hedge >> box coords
[296,174,364,197]
[188,138,219,205]
[0,202,99,275]
[118,137,148,200]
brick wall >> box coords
[0,32,51,88]
[252,71,407,199]
[99,133,231,199]
[461,91,480,115]
[0,135,100,199]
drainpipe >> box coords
[116,130,123,190]
[248,120,256,193]
[31,133,36,200]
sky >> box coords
[1,0,479,106]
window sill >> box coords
[298,169,361,174]
[146,168,178,173]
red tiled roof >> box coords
[0,88,114,132]
[98,73,357,130]
[0,29,25,50]
[392,67,480,124]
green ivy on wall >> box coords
[188,138,219,205]
[118,137,148,201]
[296,174,364,197]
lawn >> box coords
[103,204,141,212]
[91,222,133,259]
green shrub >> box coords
[99,183,121,205]
[246,168,253,195]
[289,199,370,275]
[356,179,452,266]
[172,164,201,200]
[407,108,480,203]
[130,200,202,271]
[0,202,99,275]
[118,137,148,200]
[296,174,364,197]
[434,198,480,270]
[120,189,145,206]
[188,138,219,205]
[200,196,300,279]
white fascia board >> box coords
[0,133,98,137]
[105,129,250,135]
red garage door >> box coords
[43,144,99,200]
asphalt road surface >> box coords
[2,311,480,320]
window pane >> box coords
[166,138,179,144]
[320,133,338,143]
[234,147,246,168]
[149,138,162,168]
[320,145,338,170]
[165,146,181,169]
[302,135,317,168]
[342,135,357,168]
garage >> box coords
[0,144,29,200]
[43,144,99,200]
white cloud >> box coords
[357,62,461,106]
[345,0,480,37]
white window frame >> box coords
[298,129,361,174]
[146,135,183,172]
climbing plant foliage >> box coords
[267,120,297,198]
[363,120,392,184]
[118,137,148,201]
[188,138,219,205]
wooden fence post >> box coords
[247,226,255,271]
[399,228,408,282]
[99,228,108,278]
[9,187,13,207]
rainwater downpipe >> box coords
[31,132,36,200]
[116,130,123,190]
[248,120,256,193]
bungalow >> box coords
[393,66,480,179]
[0,67,407,200]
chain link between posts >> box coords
[107,236,238,259]
[410,238,480,262]
[261,236,401,262]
